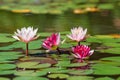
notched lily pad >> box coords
[67,76,93,80]
[13,76,48,80]
[48,73,69,79]
[14,70,47,76]
[17,61,51,69]
[95,77,114,80]
[92,63,120,75]
[0,77,10,80]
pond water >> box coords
[0,8,120,35]
[0,9,120,80]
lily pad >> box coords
[14,70,47,76]
[99,48,120,54]
[0,33,15,43]
[0,77,10,80]
[92,64,120,75]
[69,69,93,75]
[13,76,48,80]
[100,57,120,62]
[48,73,69,79]
[0,64,16,70]
[17,62,51,69]
[0,40,42,50]
[95,77,114,80]
[0,70,15,75]
[42,67,71,73]
[55,61,70,67]
[67,76,93,80]
[0,52,22,56]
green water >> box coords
[0,9,120,35]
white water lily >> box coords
[67,27,87,42]
[13,27,39,43]
[12,27,39,56]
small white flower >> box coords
[12,27,39,43]
[67,27,87,42]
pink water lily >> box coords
[42,33,60,50]
[12,27,39,56]
[72,45,94,60]
[12,27,39,43]
[67,27,87,43]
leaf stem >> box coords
[26,43,29,56]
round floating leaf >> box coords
[69,69,93,75]
[0,52,22,56]
[92,64,120,75]
[117,77,120,80]
[13,76,48,80]
[68,63,87,67]
[0,55,22,62]
[0,70,15,75]
[98,61,120,66]
[101,57,120,62]
[95,77,114,80]
[0,33,15,43]
[48,73,69,79]
[19,57,56,64]
[0,40,42,50]
[0,77,10,80]
[17,62,39,68]
[14,70,47,77]
[99,48,120,54]
[67,76,93,80]
[102,43,120,48]
[17,62,51,69]
[55,61,70,67]
[42,67,71,73]
[0,64,16,70]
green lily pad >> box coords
[99,48,120,54]
[13,76,48,80]
[0,64,16,70]
[0,33,15,43]
[92,64,120,75]
[102,43,120,48]
[0,52,22,56]
[42,67,71,73]
[69,69,93,75]
[14,70,47,76]
[0,70,15,75]
[95,77,114,80]
[17,62,51,69]
[0,40,42,50]
[55,61,70,67]
[67,76,93,80]
[98,61,120,66]
[100,57,120,62]
[0,55,23,62]
[0,77,10,80]
[117,77,120,80]
[68,63,87,67]
[48,73,69,79]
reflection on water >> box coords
[0,8,120,35]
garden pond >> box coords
[0,9,120,80]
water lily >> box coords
[67,27,87,45]
[72,45,94,60]
[42,33,60,51]
[12,27,39,56]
